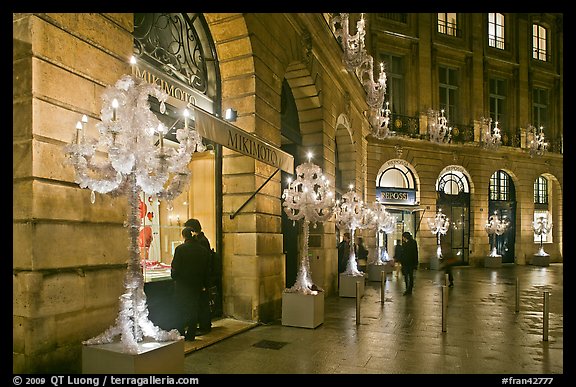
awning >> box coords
[383,205,426,213]
[194,106,294,174]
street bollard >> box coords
[381,270,386,304]
[356,281,361,325]
[515,277,520,313]
[441,285,448,332]
[445,273,449,287]
[543,291,549,341]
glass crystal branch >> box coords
[64,74,205,352]
[533,215,553,256]
[282,155,334,294]
[527,124,548,157]
[484,211,510,257]
[480,117,502,149]
[332,13,390,139]
[334,187,368,276]
[428,109,452,143]
[365,201,395,264]
[427,209,450,259]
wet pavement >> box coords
[183,264,564,377]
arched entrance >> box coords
[488,170,516,263]
[435,166,471,265]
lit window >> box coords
[438,13,457,36]
[488,13,505,49]
[532,23,547,61]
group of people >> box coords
[170,218,214,341]
[338,230,428,296]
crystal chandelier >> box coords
[428,109,452,143]
[484,211,510,257]
[366,201,395,265]
[334,185,367,276]
[282,152,334,294]
[527,125,548,157]
[480,117,502,149]
[533,215,553,256]
[332,13,391,139]
[331,13,367,72]
[427,209,450,259]
[64,74,205,352]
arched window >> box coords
[437,171,469,195]
[376,164,416,189]
[489,170,514,201]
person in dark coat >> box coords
[400,231,419,295]
[184,218,213,334]
[171,227,211,341]
[337,232,351,275]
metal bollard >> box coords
[445,273,449,287]
[515,277,520,313]
[381,270,386,304]
[441,285,448,332]
[543,291,549,341]
[356,281,361,325]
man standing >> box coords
[171,227,211,341]
[400,231,419,295]
[337,232,351,275]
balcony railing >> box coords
[385,113,562,155]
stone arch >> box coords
[335,112,355,194]
[284,62,325,165]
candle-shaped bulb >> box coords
[112,99,119,121]
[157,124,164,149]
[81,114,88,125]
[307,151,313,162]
[130,56,137,65]
[75,121,83,144]
[183,109,190,130]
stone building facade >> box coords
[13,13,562,373]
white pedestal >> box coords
[282,291,324,328]
[339,274,365,298]
[484,256,502,268]
[82,339,184,374]
[531,255,550,266]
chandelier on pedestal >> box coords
[533,215,553,257]
[64,74,206,352]
[282,152,334,294]
[480,117,502,150]
[527,125,548,157]
[366,200,396,265]
[484,211,510,257]
[428,109,452,144]
[334,185,367,276]
[427,208,450,259]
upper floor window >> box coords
[439,66,459,123]
[489,170,512,201]
[488,13,505,49]
[534,176,548,205]
[532,23,548,61]
[379,53,404,115]
[532,88,548,129]
[438,13,458,36]
[489,78,507,124]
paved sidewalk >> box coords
[183,264,564,376]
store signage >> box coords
[194,107,294,174]
[132,63,294,174]
[376,187,416,205]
